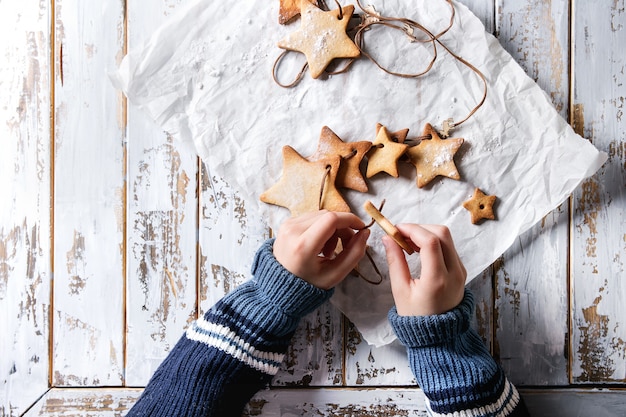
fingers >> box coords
[418,224,466,283]
[396,224,447,277]
[382,234,413,299]
[330,228,370,276]
[274,210,370,290]
[302,211,365,252]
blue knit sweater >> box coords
[389,290,528,416]
[126,239,528,416]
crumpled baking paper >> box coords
[112,0,607,346]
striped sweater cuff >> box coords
[388,289,474,348]
[424,376,521,417]
[185,238,333,377]
[251,238,334,317]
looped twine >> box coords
[273,0,488,129]
[316,168,384,285]
[352,0,487,129]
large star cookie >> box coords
[308,126,372,192]
[260,145,350,216]
[463,188,497,224]
[366,124,409,178]
[277,0,360,79]
[406,123,464,188]
[279,0,317,24]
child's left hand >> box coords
[273,210,370,290]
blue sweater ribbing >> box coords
[126,239,333,416]
[389,289,528,416]
[127,239,528,416]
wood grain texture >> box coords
[0,0,51,414]
[493,0,571,385]
[570,0,626,384]
[124,0,199,386]
[460,0,496,34]
[21,388,626,416]
[52,0,126,386]
[23,389,142,416]
[3,0,626,414]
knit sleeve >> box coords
[388,289,530,417]
[125,239,333,417]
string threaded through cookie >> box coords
[273,0,487,129]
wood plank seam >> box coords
[48,0,56,393]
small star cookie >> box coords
[277,0,360,79]
[406,123,464,188]
[366,125,409,178]
[260,145,350,216]
[308,126,372,192]
[462,188,497,224]
[376,123,409,144]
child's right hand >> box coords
[382,224,466,316]
[273,210,370,290]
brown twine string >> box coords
[316,168,385,285]
[342,148,358,159]
[272,50,308,88]
[273,0,487,128]
[352,198,386,285]
[318,164,333,210]
[352,0,487,130]
[333,0,344,20]
[351,249,383,285]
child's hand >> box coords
[383,224,466,316]
[273,210,370,290]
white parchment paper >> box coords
[112,0,607,346]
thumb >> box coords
[382,235,412,295]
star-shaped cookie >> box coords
[462,188,497,224]
[376,123,409,144]
[279,0,317,24]
[277,0,360,79]
[366,125,409,178]
[406,123,464,188]
[260,145,350,216]
[308,126,372,192]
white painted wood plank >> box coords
[125,0,199,386]
[245,388,429,416]
[198,169,268,311]
[522,389,626,417]
[344,324,415,386]
[23,389,142,417]
[272,302,344,387]
[492,0,571,386]
[52,0,126,386]
[23,388,626,416]
[0,0,51,413]
[571,0,626,384]
[459,0,495,34]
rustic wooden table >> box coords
[2,0,625,416]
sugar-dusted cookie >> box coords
[406,123,464,188]
[376,122,409,144]
[366,124,409,178]
[277,0,360,79]
[260,145,350,216]
[308,126,372,192]
[462,188,497,224]
[278,0,317,24]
